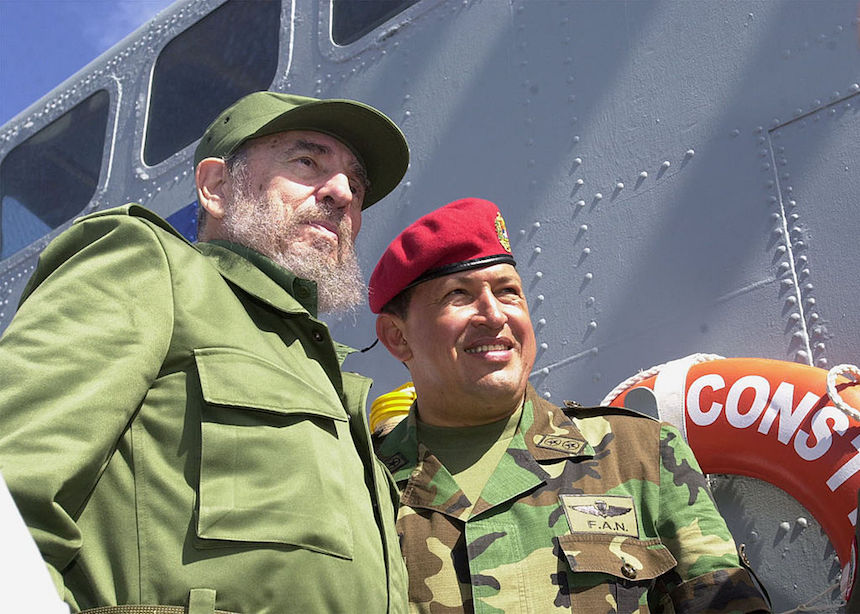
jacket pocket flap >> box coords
[195,347,347,421]
[558,533,678,581]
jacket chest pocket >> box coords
[557,533,678,613]
[194,348,354,559]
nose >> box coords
[317,171,354,210]
[473,289,507,329]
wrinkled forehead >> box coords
[246,130,364,167]
[242,130,369,188]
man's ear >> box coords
[376,314,412,362]
[195,158,229,220]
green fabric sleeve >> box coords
[0,215,174,601]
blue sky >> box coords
[0,0,176,125]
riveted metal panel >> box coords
[2,0,859,610]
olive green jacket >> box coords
[377,386,769,614]
[0,205,407,613]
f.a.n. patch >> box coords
[559,494,639,538]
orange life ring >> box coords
[600,354,860,599]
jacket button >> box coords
[621,563,637,579]
[312,330,324,342]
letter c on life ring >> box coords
[600,354,860,600]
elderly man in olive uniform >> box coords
[0,92,409,613]
[369,198,770,613]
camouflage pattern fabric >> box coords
[376,384,770,614]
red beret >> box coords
[369,198,516,313]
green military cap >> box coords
[194,91,409,208]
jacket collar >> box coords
[377,384,594,521]
[197,241,319,316]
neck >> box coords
[416,392,525,428]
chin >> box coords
[470,374,524,399]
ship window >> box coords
[144,0,281,166]
[0,90,109,259]
[332,0,419,46]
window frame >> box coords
[137,0,293,175]
[319,0,436,62]
[0,81,118,264]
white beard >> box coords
[220,181,365,315]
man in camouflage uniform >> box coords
[368,198,770,613]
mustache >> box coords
[291,201,351,241]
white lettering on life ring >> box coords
[686,374,851,463]
[756,383,818,444]
[686,373,725,426]
[795,406,849,462]
[828,434,860,492]
[725,375,770,428]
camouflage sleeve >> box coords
[659,568,771,614]
[653,424,771,613]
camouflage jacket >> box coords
[376,385,770,614]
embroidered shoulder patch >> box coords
[560,494,639,538]
[535,434,585,454]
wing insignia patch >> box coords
[560,494,639,537]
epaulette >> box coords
[561,400,659,422]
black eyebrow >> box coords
[285,139,331,157]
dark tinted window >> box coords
[144,0,281,166]
[332,0,419,45]
[0,90,109,259]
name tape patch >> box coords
[382,453,408,474]
[536,434,585,454]
[560,494,639,538]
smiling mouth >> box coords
[465,343,510,354]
